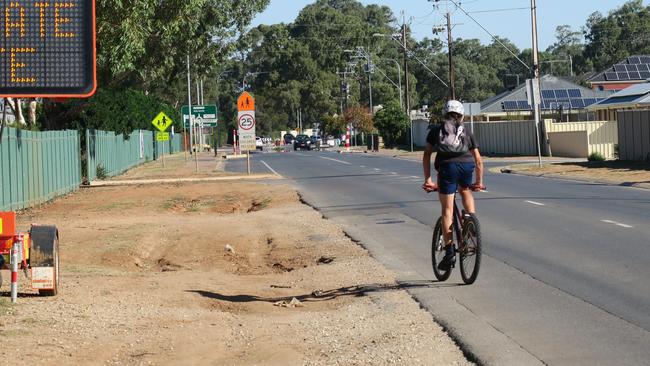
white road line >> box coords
[261,160,280,176]
[525,200,546,206]
[374,168,381,171]
[360,165,366,168]
[410,176,420,179]
[390,172,399,175]
[601,220,634,228]
[319,156,352,165]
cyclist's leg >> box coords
[457,162,476,214]
[437,163,459,245]
[438,193,455,244]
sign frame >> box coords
[182,105,217,127]
[0,0,97,98]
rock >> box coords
[225,244,235,253]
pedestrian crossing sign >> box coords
[152,112,173,132]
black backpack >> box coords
[436,120,469,154]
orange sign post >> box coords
[237,92,256,174]
[237,92,255,112]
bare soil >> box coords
[510,161,650,187]
[1,167,471,365]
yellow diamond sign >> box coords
[152,112,173,132]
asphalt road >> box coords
[226,149,650,366]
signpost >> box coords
[463,102,481,134]
[0,0,96,98]
[237,92,256,174]
[182,105,217,127]
[152,112,174,167]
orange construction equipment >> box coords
[0,212,60,298]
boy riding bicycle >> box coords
[422,100,484,271]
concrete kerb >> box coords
[495,164,650,190]
[86,174,282,187]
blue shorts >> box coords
[438,162,475,194]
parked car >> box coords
[294,134,312,151]
[255,137,263,151]
[283,134,295,145]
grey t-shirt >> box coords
[426,122,478,169]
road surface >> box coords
[227,150,650,366]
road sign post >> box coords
[237,92,256,174]
[152,112,174,168]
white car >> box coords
[255,137,263,150]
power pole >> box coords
[447,12,456,100]
[402,14,413,152]
[531,0,543,167]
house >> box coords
[588,82,650,121]
[587,55,650,92]
[478,75,611,121]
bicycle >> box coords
[428,185,484,285]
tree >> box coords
[344,105,373,133]
[373,102,409,147]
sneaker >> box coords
[437,245,456,271]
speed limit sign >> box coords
[238,113,255,131]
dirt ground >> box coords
[1,161,471,365]
[508,161,650,187]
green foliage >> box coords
[42,88,180,136]
[321,114,346,136]
[374,102,410,147]
[344,105,373,133]
[588,152,606,162]
[95,163,107,180]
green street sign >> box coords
[182,105,218,127]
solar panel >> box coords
[639,64,650,71]
[502,101,518,110]
[542,100,551,109]
[630,56,641,64]
[605,72,619,81]
[555,89,569,98]
[557,99,571,108]
[641,71,650,79]
[517,100,531,109]
[571,99,585,109]
[642,56,650,63]
[630,71,641,79]
[626,64,638,72]
[614,64,627,72]
[541,90,555,99]
[568,89,581,98]
[617,72,630,79]
[583,98,597,106]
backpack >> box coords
[436,119,469,154]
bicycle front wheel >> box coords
[432,217,452,281]
[460,214,482,285]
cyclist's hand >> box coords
[471,183,486,192]
[422,179,438,193]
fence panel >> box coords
[618,110,650,161]
[473,120,538,156]
[86,129,156,181]
[545,120,618,159]
[1,127,81,211]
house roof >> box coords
[588,82,650,110]
[587,55,650,84]
[479,75,611,114]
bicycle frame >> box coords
[452,195,466,251]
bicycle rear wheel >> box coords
[460,214,482,285]
[432,217,452,281]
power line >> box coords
[446,0,531,70]
[468,7,529,14]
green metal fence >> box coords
[86,130,183,181]
[1,127,81,211]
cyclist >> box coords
[422,100,484,271]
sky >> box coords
[251,0,648,50]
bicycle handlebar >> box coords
[423,183,486,193]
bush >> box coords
[96,163,107,180]
[588,152,605,162]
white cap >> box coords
[444,100,464,116]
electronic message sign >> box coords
[0,0,96,98]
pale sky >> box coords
[252,0,648,50]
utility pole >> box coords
[402,14,412,152]
[367,53,373,116]
[187,55,198,170]
[447,12,456,100]
[531,0,543,167]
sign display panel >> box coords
[0,0,96,97]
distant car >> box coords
[283,134,295,145]
[255,137,263,151]
[294,134,312,151]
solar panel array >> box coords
[501,88,604,111]
[604,56,650,81]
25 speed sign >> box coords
[0,0,97,98]
[238,113,255,131]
